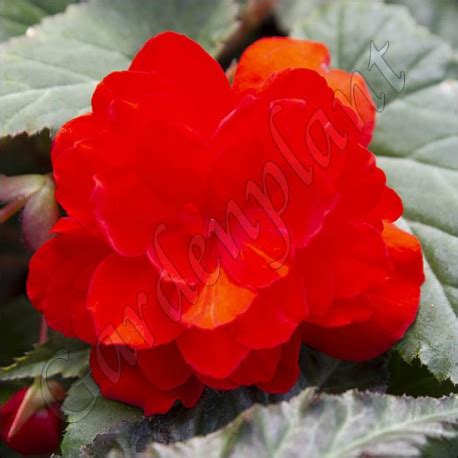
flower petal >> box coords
[92,70,220,136]
[324,69,376,145]
[302,223,423,361]
[257,331,302,393]
[137,343,192,390]
[233,37,375,144]
[27,228,109,343]
[230,346,282,385]
[90,345,204,415]
[177,326,249,378]
[91,168,171,256]
[91,121,208,256]
[52,114,110,225]
[216,208,291,290]
[231,274,307,349]
[87,255,183,349]
[210,75,341,250]
[130,31,233,133]
[233,37,330,94]
[181,268,256,329]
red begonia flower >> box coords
[0,388,61,455]
[27,32,424,414]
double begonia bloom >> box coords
[27,33,424,415]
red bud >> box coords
[0,387,62,455]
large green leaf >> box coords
[134,390,458,457]
[275,0,330,32]
[291,1,454,103]
[422,433,458,458]
[0,332,89,381]
[388,352,457,398]
[62,347,387,454]
[0,0,77,43]
[61,375,143,457]
[387,0,458,50]
[291,0,458,384]
[0,0,238,139]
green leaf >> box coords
[291,0,458,384]
[0,332,89,381]
[61,347,387,454]
[422,432,458,458]
[291,1,454,104]
[0,0,238,139]
[385,182,458,384]
[61,375,143,457]
[275,0,330,33]
[388,352,457,398]
[298,346,388,392]
[0,0,77,43]
[135,390,458,457]
[387,0,458,50]
[0,129,51,176]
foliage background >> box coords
[0,0,457,456]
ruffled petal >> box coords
[231,274,307,349]
[233,37,375,143]
[91,122,209,256]
[331,225,389,298]
[233,37,330,94]
[324,69,376,145]
[302,223,423,361]
[230,346,282,385]
[300,223,397,325]
[90,345,204,415]
[87,255,183,349]
[367,187,403,228]
[137,343,192,390]
[92,70,220,137]
[382,222,424,283]
[210,72,342,250]
[181,268,256,329]
[52,114,110,225]
[177,326,249,378]
[92,168,172,256]
[216,208,291,290]
[146,211,210,287]
[27,228,109,343]
[257,330,302,393]
[331,145,388,223]
[130,31,233,134]
[91,345,153,409]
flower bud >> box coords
[0,174,59,250]
[0,387,62,455]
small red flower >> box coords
[27,32,424,414]
[0,388,61,455]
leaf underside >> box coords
[138,390,458,457]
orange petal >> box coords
[233,37,330,94]
[325,69,376,145]
[382,222,424,283]
[181,268,256,329]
